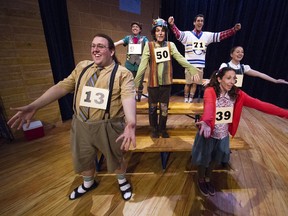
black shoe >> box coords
[151,129,159,138]
[221,162,229,168]
[197,179,209,197]
[69,181,98,200]
[137,93,142,102]
[119,179,132,201]
[205,181,215,196]
[161,130,170,138]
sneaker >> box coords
[205,181,215,196]
[184,98,189,103]
[188,98,193,103]
[197,179,209,197]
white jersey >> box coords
[179,31,221,68]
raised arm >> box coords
[8,85,69,130]
[245,69,288,84]
[219,23,241,41]
[168,16,181,39]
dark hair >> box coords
[230,46,243,55]
[206,67,238,100]
[194,14,204,22]
[151,26,168,41]
[131,21,142,30]
[151,18,168,41]
[93,33,120,64]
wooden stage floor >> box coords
[0,96,287,216]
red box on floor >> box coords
[22,121,45,141]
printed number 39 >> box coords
[216,111,231,121]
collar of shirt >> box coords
[219,92,230,100]
[153,41,167,48]
[228,60,241,69]
[92,61,116,75]
[193,29,202,36]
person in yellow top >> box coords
[134,18,200,138]
[8,34,136,201]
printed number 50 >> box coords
[156,50,168,60]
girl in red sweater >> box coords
[192,67,288,197]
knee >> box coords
[160,103,168,116]
[149,103,157,115]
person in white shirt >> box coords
[219,46,288,85]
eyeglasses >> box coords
[91,44,108,50]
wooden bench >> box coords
[131,126,249,170]
[141,78,208,102]
[143,78,209,85]
[96,97,247,171]
[95,126,250,171]
[136,101,204,117]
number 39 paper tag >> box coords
[79,86,109,110]
[215,106,234,124]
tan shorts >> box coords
[70,115,125,173]
[185,68,203,84]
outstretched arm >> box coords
[245,69,288,84]
[114,40,125,47]
[116,97,136,151]
[7,85,69,130]
[241,91,288,118]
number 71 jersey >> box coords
[178,31,221,68]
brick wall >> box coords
[67,0,159,64]
[0,0,61,138]
[0,0,160,138]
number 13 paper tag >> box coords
[215,106,234,124]
[79,86,109,110]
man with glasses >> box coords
[8,34,136,201]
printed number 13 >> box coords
[84,91,105,104]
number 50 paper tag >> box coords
[154,47,171,63]
[79,86,109,110]
[215,106,234,124]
